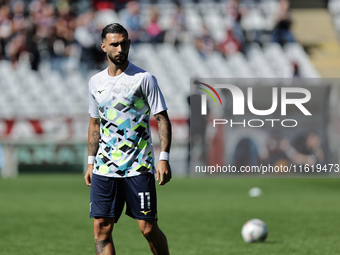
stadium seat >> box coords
[248,43,277,78]
[227,52,255,78]
[183,6,203,34]
[178,43,213,78]
[241,8,267,31]
[263,42,293,78]
[328,0,340,15]
[206,52,234,78]
[284,43,320,78]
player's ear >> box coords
[101,42,107,53]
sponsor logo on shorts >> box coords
[140,210,151,215]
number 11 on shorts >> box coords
[138,192,151,210]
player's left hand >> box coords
[156,160,172,185]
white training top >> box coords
[88,62,167,178]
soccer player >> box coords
[84,23,172,255]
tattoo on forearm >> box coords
[155,113,172,152]
[95,238,110,255]
[89,118,100,156]
[90,130,100,155]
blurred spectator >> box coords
[74,9,104,74]
[218,29,241,56]
[194,24,215,59]
[272,0,295,45]
[187,91,209,172]
[92,0,128,12]
[120,1,145,44]
[12,1,27,33]
[292,61,300,78]
[289,132,325,165]
[35,3,55,42]
[146,5,164,44]
[201,24,215,55]
[5,1,29,67]
[264,133,291,167]
[226,0,246,49]
[92,0,115,11]
[265,131,325,167]
[164,3,187,45]
[6,32,27,68]
[113,0,130,12]
[48,16,75,74]
[194,36,204,58]
[46,0,77,75]
[0,5,13,59]
[226,0,240,21]
[25,17,40,70]
[232,137,260,170]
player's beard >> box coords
[108,51,129,66]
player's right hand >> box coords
[84,165,94,187]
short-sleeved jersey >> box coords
[88,62,167,178]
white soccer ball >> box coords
[248,187,262,197]
[241,219,268,243]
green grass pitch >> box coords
[0,174,339,255]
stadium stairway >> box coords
[291,8,340,77]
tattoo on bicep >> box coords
[95,238,110,255]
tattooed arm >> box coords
[84,117,101,186]
[154,111,172,185]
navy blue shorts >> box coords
[90,173,157,222]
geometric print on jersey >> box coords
[94,86,155,178]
